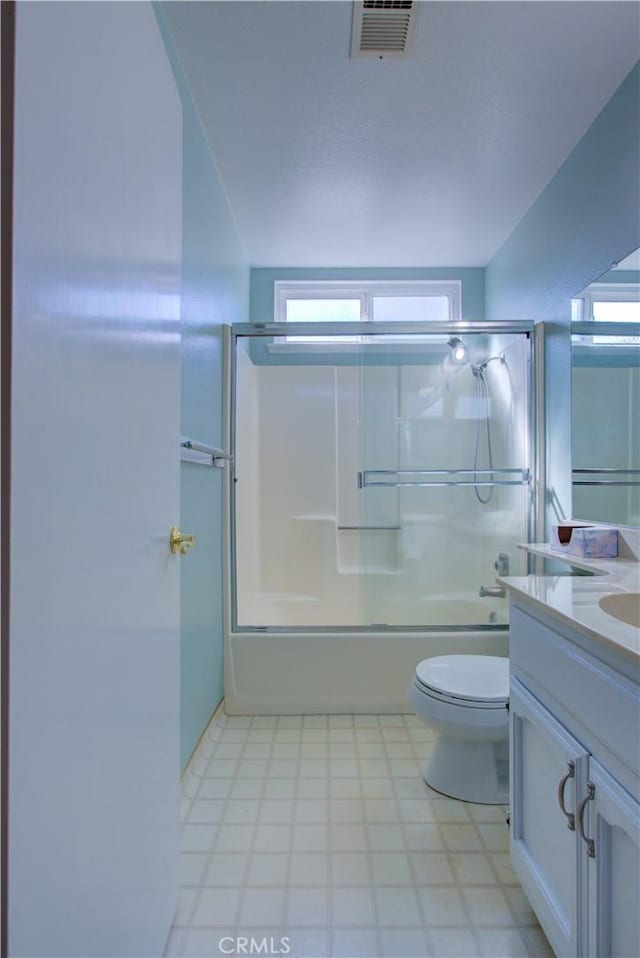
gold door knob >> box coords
[170,525,196,555]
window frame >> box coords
[274,280,462,343]
[572,282,640,322]
[571,282,640,346]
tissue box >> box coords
[551,523,618,558]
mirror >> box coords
[571,248,640,527]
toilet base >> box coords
[423,735,508,805]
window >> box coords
[572,283,640,344]
[275,281,462,343]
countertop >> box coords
[498,543,640,663]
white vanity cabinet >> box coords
[586,759,640,958]
[508,601,640,958]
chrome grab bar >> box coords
[557,760,576,831]
[358,468,530,489]
[337,526,401,531]
[573,481,640,486]
[180,439,233,468]
[573,468,640,487]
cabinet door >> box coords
[510,679,589,958]
[585,760,640,958]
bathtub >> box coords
[223,616,509,714]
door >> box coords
[9,4,182,955]
[585,760,640,958]
[359,329,532,628]
[232,326,532,630]
[510,680,589,958]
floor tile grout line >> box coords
[368,716,387,958]
[232,716,280,932]
[327,717,376,945]
[176,709,548,958]
[281,723,308,934]
[188,710,271,928]
[468,813,523,929]
[177,711,227,938]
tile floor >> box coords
[165,708,553,958]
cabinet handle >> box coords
[577,781,596,858]
[557,760,575,831]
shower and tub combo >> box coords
[220,321,540,733]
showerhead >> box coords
[447,336,469,365]
[472,353,507,377]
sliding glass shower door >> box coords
[232,324,533,630]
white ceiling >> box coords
[162,1,640,268]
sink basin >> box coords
[598,593,640,629]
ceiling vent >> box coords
[350,1,418,59]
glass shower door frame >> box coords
[226,320,539,634]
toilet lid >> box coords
[415,655,509,704]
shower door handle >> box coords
[358,469,530,489]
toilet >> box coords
[410,654,509,804]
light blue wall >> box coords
[157,7,249,770]
[597,270,640,285]
[251,267,485,322]
[485,63,640,322]
[485,62,640,529]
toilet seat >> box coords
[414,655,508,709]
[413,680,506,710]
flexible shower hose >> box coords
[473,365,494,504]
